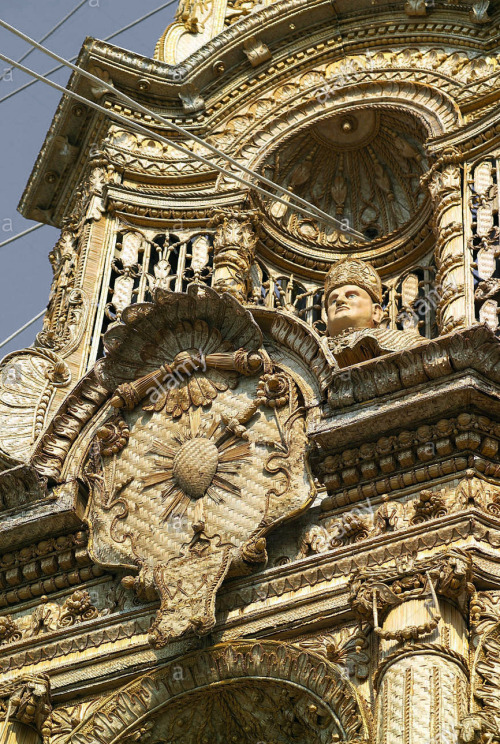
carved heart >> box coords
[173,438,219,498]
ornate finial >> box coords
[324,258,383,307]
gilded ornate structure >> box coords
[2,0,500,741]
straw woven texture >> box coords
[89,374,309,567]
[375,654,468,744]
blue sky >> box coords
[0,0,177,356]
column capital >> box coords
[0,675,51,733]
[210,209,259,256]
[349,549,474,622]
[427,161,462,202]
[209,209,259,302]
[422,147,462,201]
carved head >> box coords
[324,258,383,337]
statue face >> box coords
[327,284,382,336]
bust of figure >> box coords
[324,258,424,367]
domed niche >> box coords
[137,679,343,743]
[259,108,429,253]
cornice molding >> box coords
[2,512,500,691]
[18,4,500,226]
[324,324,500,413]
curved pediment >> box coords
[31,287,331,481]
[19,0,500,229]
[95,284,263,395]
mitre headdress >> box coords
[324,258,383,306]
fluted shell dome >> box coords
[257,108,430,258]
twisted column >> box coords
[210,210,258,303]
[0,676,51,744]
[427,156,473,333]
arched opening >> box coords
[257,107,429,250]
[61,643,370,744]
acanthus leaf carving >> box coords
[350,549,473,623]
[42,700,98,744]
[298,624,371,680]
[0,674,51,733]
[460,591,500,743]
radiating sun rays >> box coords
[142,410,251,521]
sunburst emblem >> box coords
[142,412,252,521]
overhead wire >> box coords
[0,309,46,351]
[0,49,361,236]
[0,3,159,253]
[0,0,183,105]
[0,19,366,239]
[0,223,45,250]
[1,0,88,79]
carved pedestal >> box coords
[210,211,258,302]
[375,599,468,744]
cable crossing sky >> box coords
[0,309,46,350]
[2,0,88,78]
[0,223,45,250]
[0,0,180,105]
[0,5,182,253]
[0,18,366,240]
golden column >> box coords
[375,599,468,744]
[210,211,258,303]
[351,552,471,744]
[428,153,474,334]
